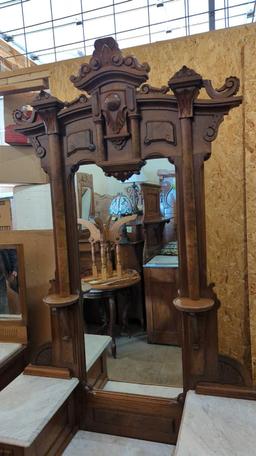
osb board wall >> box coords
[0,230,55,354]
[244,36,256,381]
[48,24,256,380]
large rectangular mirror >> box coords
[76,158,182,398]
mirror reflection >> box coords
[76,158,182,394]
[0,246,21,318]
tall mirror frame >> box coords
[14,37,244,443]
[0,243,28,344]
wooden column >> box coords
[169,68,217,390]
[29,92,86,381]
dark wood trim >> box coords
[196,382,256,401]
[23,364,72,379]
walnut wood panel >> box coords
[82,390,183,444]
[144,267,181,345]
[87,352,108,389]
[141,183,162,221]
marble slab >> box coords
[0,342,22,365]
[175,390,256,456]
[144,255,178,268]
[63,430,175,455]
[0,374,78,447]
[85,334,111,371]
[104,381,182,398]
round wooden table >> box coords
[82,270,140,358]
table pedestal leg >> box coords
[121,289,131,337]
[108,295,116,358]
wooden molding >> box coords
[0,324,27,344]
[196,382,256,401]
[24,364,72,379]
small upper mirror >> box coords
[0,244,26,321]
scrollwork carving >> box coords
[64,94,88,108]
[203,76,240,99]
[203,114,224,142]
[139,84,170,94]
[13,106,37,125]
[30,136,46,158]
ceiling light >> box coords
[30,54,39,61]
[247,10,254,18]
[2,34,14,42]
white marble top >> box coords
[175,390,256,456]
[85,334,111,371]
[104,381,182,399]
[63,430,175,456]
[144,255,178,268]
[0,374,79,447]
[0,342,22,365]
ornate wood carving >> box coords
[30,135,46,158]
[203,76,240,99]
[203,113,225,142]
[139,83,170,94]
[64,94,88,108]
[168,65,203,118]
[14,37,243,398]
[70,37,149,91]
[144,120,176,145]
[67,130,95,156]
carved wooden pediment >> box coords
[13,37,242,182]
[70,37,150,93]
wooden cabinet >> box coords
[144,265,181,345]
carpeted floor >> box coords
[107,333,183,387]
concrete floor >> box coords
[107,333,182,387]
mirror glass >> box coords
[0,245,24,320]
[76,158,182,397]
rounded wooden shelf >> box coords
[81,269,140,292]
[173,297,215,313]
[43,293,79,307]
